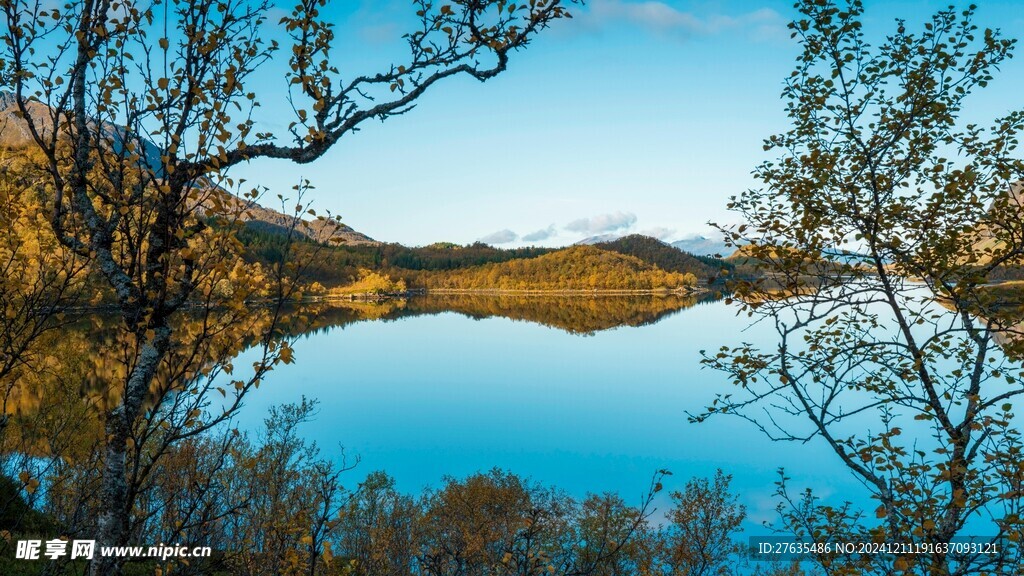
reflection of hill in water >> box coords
[15,294,718,405]
[294,293,721,337]
[391,293,719,335]
[4,294,719,456]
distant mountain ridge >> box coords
[0,91,377,246]
[574,233,623,245]
[576,232,737,258]
[670,235,733,258]
[973,181,1024,262]
[0,91,165,169]
[0,92,45,147]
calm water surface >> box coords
[231,296,869,531]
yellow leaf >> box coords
[279,344,294,364]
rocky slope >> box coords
[0,91,377,245]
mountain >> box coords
[574,233,622,245]
[973,181,1024,261]
[593,234,732,283]
[0,91,377,246]
[0,92,52,147]
[670,235,733,258]
[0,91,165,169]
[228,198,376,245]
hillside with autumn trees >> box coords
[236,225,719,295]
[405,246,699,291]
[594,234,733,281]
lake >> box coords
[227,294,872,532]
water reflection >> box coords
[4,293,720,448]
[392,292,720,335]
[3,292,870,536]
[295,292,722,336]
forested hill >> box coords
[594,234,733,283]
[406,245,698,291]
[381,242,556,270]
[0,92,376,246]
[243,228,719,292]
[241,232,560,285]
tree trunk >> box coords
[88,327,170,576]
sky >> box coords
[229,0,1024,247]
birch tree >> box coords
[0,0,577,573]
[700,1,1024,574]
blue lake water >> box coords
[230,297,874,532]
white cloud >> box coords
[522,225,557,242]
[479,229,518,244]
[639,226,676,241]
[565,211,638,234]
[581,1,788,42]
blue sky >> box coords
[231,0,1024,247]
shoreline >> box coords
[63,286,715,313]
[298,286,713,303]
[418,287,708,296]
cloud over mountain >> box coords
[638,226,676,241]
[522,225,557,242]
[565,211,637,235]
[479,229,519,244]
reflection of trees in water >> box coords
[398,293,721,335]
[180,294,725,344]
[287,293,722,336]
[9,294,719,427]
[0,297,747,576]
[4,294,717,459]
[3,305,312,460]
